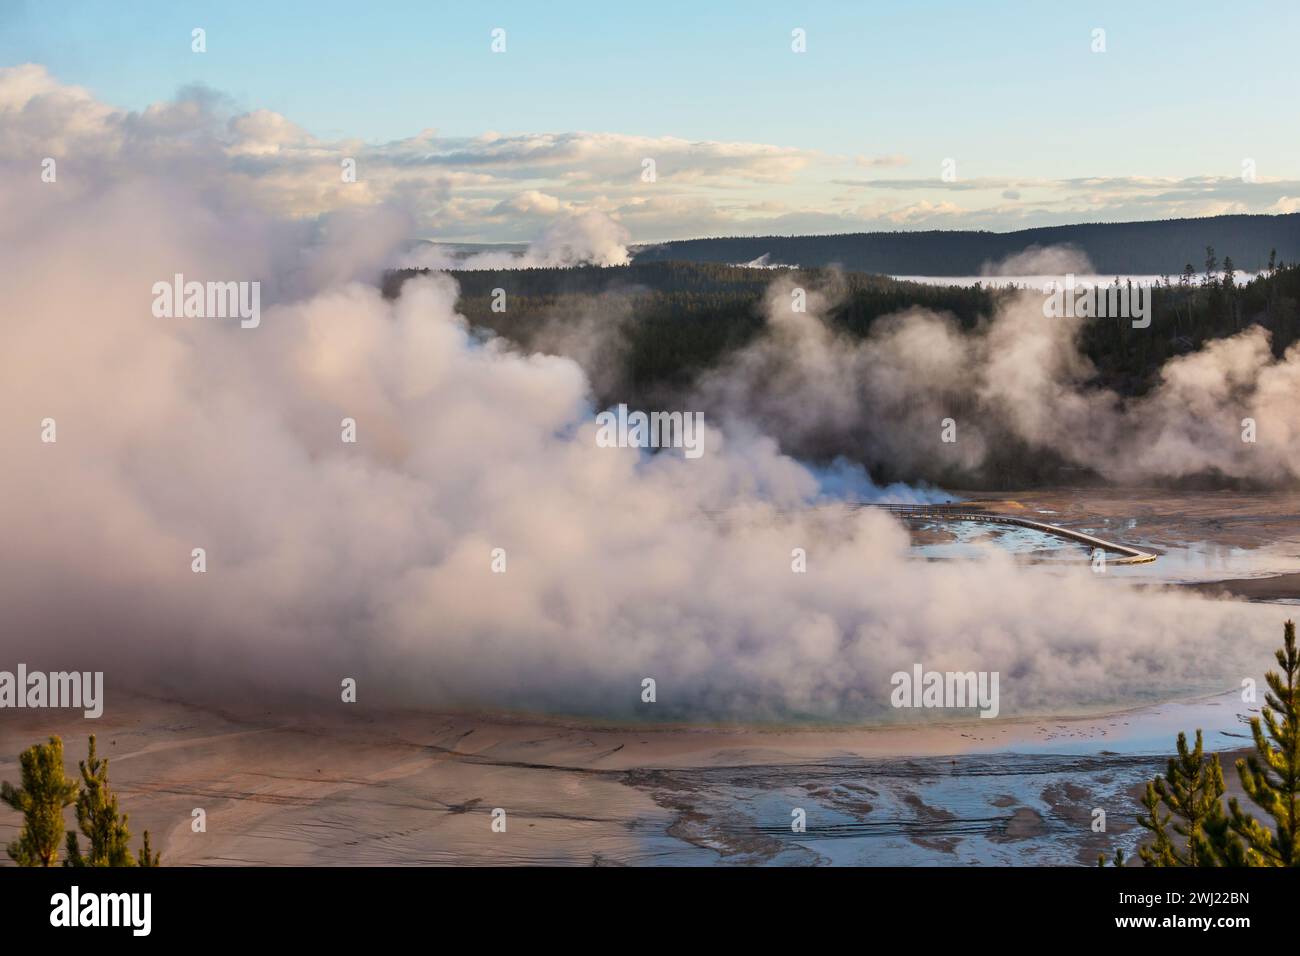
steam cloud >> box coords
[698,272,1300,485]
[980,243,1095,276]
[398,211,631,271]
[0,68,1278,722]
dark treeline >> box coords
[383,256,1300,487]
[629,214,1300,276]
[384,261,1000,398]
[385,256,1300,399]
[1081,249,1300,394]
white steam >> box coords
[980,243,1095,276]
[0,68,1279,723]
[699,272,1300,485]
[399,210,630,271]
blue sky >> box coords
[3,1,1299,240]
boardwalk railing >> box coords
[861,502,1157,565]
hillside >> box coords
[630,214,1300,276]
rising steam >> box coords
[698,272,1300,486]
[0,68,1279,723]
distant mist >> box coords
[399,211,631,270]
[979,243,1093,276]
[693,271,1300,486]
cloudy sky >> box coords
[4,0,1299,242]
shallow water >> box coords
[909,509,1300,584]
[911,520,1089,563]
[1116,539,1300,584]
[627,690,1262,866]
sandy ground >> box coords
[1185,572,1300,601]
[0,488,1292,866]
[0,689,1262,866]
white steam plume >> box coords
[398,210,631,271]
[0,69,1279,723]
[980,243,1095,276]
[698,271,1300,485]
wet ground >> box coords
[1,488,1293,866]
[913,488,1300,591]
[0,687,1261,866]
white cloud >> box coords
[4,64,1298,244]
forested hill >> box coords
[383,262,1002,395]
[630,214,1300,276]
[384,259,1300,487]
[383,258,1300,404]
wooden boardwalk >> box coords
[863,503,1158,565]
